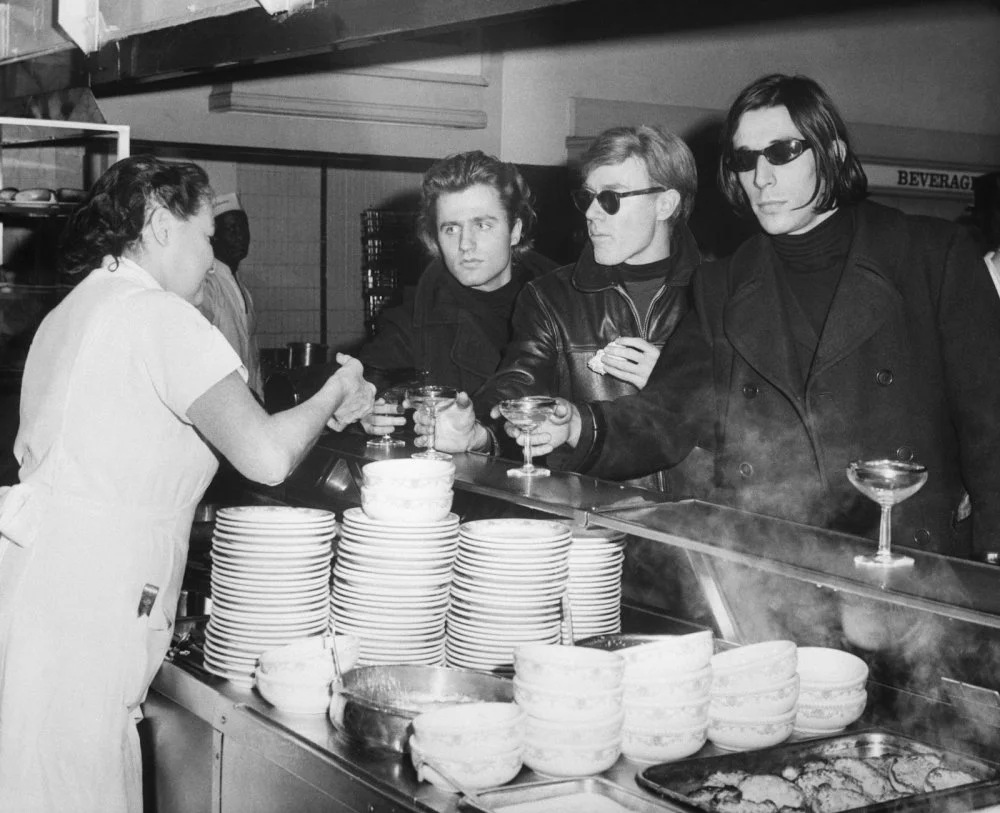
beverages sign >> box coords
[862,161,978,197]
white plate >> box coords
[450,576,566,596]
[343,507,459,528]
[217,506,335,524]
[211,558,331,576]
[334,567,451,587]
[459,518,571,540]
[337,541,457,559]
[211,589,329,606]
[335,551,454,572]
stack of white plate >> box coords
[204,506,337,683]
[330,507,460,666]
[565,528,626,641]
[446,519,573,676]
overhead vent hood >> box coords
[0,0,581,93]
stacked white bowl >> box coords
[794,646,869,735]
[409,702,525,792]
[254,634,360,714]
[707,639,799,751]
[513,644,625,777]
[618,630,714,763]
[360,459,455,523]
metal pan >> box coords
[460,777,670,812]
[636,728,999,813]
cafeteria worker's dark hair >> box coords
[718,73,868,218]
[416,150,537,258]
[59,155,213,276]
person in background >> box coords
[966,171,1000,293]
[0,156,374,813]
[357,150,556,439]
[200,191,263,398]
[421,125,708,496]
[526,73,1000,557]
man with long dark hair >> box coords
[529,74,1000,557]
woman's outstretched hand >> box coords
[327,354,376,431]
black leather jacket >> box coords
[478,225,703,493]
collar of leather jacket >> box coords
[572,223,702,293]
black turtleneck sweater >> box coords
[616,252,679,332]
[772,207,855,340]
[448,262,528,351]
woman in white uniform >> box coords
[0,156,374,813]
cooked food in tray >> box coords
[637,729,997,813]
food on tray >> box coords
[55,188,87,202]
[681,749,978,812]
[13,188,53,202]
[0,187,17,200]
[829,757,895,800]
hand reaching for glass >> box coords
[599,337,661,389]
[325,354,376,431]
[362,387,407,448]
[490,397,581,459]
[411,390,481,454]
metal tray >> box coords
[459,777,672,812]
[637,728,999,813]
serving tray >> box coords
[459,777,672,812]
[636,728,999,813]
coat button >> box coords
[913,529,931,547]
[875,369,894,386]
[895,446,914,462]
[738,462,754,478]
[742,383,758,399]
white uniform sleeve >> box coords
[133,290,247,420]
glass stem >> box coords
[877,504,893,558]
[522,425,534,472]
[427,406,436,453]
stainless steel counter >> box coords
[147,655,665,813]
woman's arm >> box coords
[188,353,375,485]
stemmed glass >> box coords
[406,385,458,461]
[846,459,928,568]
[498,396,558,478]
[365,387,406,450]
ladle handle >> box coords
[414,754,495,812]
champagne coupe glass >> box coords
[847,459,928,568]
[365,387,406,450]
[406,385,458,461]
[498,396,558,478]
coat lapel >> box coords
[724,239,805,404]
[810,205,906,380]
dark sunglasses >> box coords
[571,186,665,215]
[727,138,812,173]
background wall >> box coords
[91,1,1000,354]
[498,4,1000,165]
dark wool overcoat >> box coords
[578,201,1000,556]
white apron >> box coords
[0,257,242,813]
